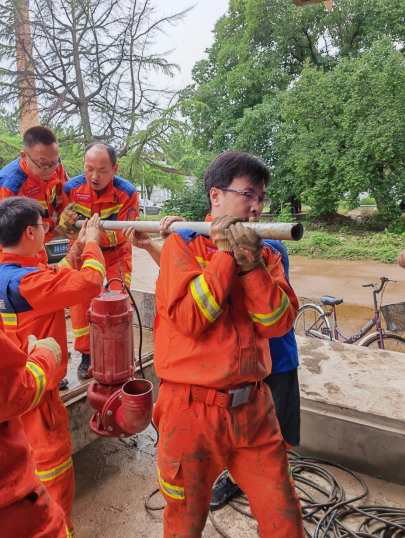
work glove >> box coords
[226,221,264,272]
[55,202,80,240]
[209,216,244,252]
[28,335,62,367]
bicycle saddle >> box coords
[321,295,343,306]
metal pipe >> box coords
[75,219,304,241]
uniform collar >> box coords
[0,251,43,268]
[92,177,117,203]
[205,214,213,222]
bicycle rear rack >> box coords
[299,297,324,308]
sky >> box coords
[149,0,229,91]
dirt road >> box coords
[131,245,405,336]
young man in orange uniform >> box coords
[153,151,305,537]
[0,324,71,538]
[0,125,69,245]
[0,197,106,537]
[60,142,139,378]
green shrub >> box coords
[164,180,208,221]
[359,196,376,205]
[274,203,295,223]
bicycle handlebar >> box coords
[362,276,396,292]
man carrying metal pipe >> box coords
[136,151,304,537]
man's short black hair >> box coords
[23,126,58,149]
[0,197,43,247]
[204,151,270,209]
[84,142,117,168]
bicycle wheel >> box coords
[362,333,405,353]
[294,304,331,339]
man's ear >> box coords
[210,187,221,208]
[113,163,119,175]
[25,226,35,241]
[20,151,26,161]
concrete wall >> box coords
[296,336,405,485]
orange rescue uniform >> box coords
[62,174,138,353]
[0,319,70,538]
[0,157,69,244]
[0,242,106,535]
[153,220,305,537]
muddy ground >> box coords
[71,245,405,537]
[72,426,405,538]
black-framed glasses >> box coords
[219,187,266,206]
[32,222,50,233]
[25,151,61,170]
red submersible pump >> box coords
[86,281,153,438]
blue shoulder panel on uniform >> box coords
[0,264,39,314]
[113,176,136,197]
[0,158,28,195]
[174,229,205,244]
[263,239,289,278]
[63,174,87,196]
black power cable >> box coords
[144,452,405,537]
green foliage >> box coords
[0,134,21,168]
[286,229,405,264]
[165,179,209,221]
[186,0,405,155]
[360,196,376,206]
[274,203,295,223]
[275,40,405,218]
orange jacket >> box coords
[0,242,105,385]
[0,319,57,508]
[154,221,298,388]
[0,158,69,243]
[63,174,139,248]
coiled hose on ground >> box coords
[145,451,405,537]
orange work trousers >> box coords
[1,482,70,538]
[21,388,75,535]
[154,381,305,538]
[70,241,132,354]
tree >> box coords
[0,0,188,143]
[185,0,405,154]
[274,40,405,219]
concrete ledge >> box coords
[297,336,405,484]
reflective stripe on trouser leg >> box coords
[153,382,305,538]
[39,460,75,535]
[69,301,91,354]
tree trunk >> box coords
[15,0,39,134]
[71,6,92,142]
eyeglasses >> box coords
[32,222,50,233]
[219,188,266,206]
[25,151,61,170]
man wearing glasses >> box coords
[0,125,68,245]
[152,151,304,537]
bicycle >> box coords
[294,276,405,352]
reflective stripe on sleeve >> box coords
[66,526,72,538]
[195,256,209,270]
[248,290,290,326]
[124,273,132,285]
[26,361,47,408]
[58,257,72,269]
[82,259,106,279]
[36,457,73,482]
[189,274,223,323]
[158,468,185,500]
[73,325,90,338]
[0,313,17,326]
[74,204,92,218]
